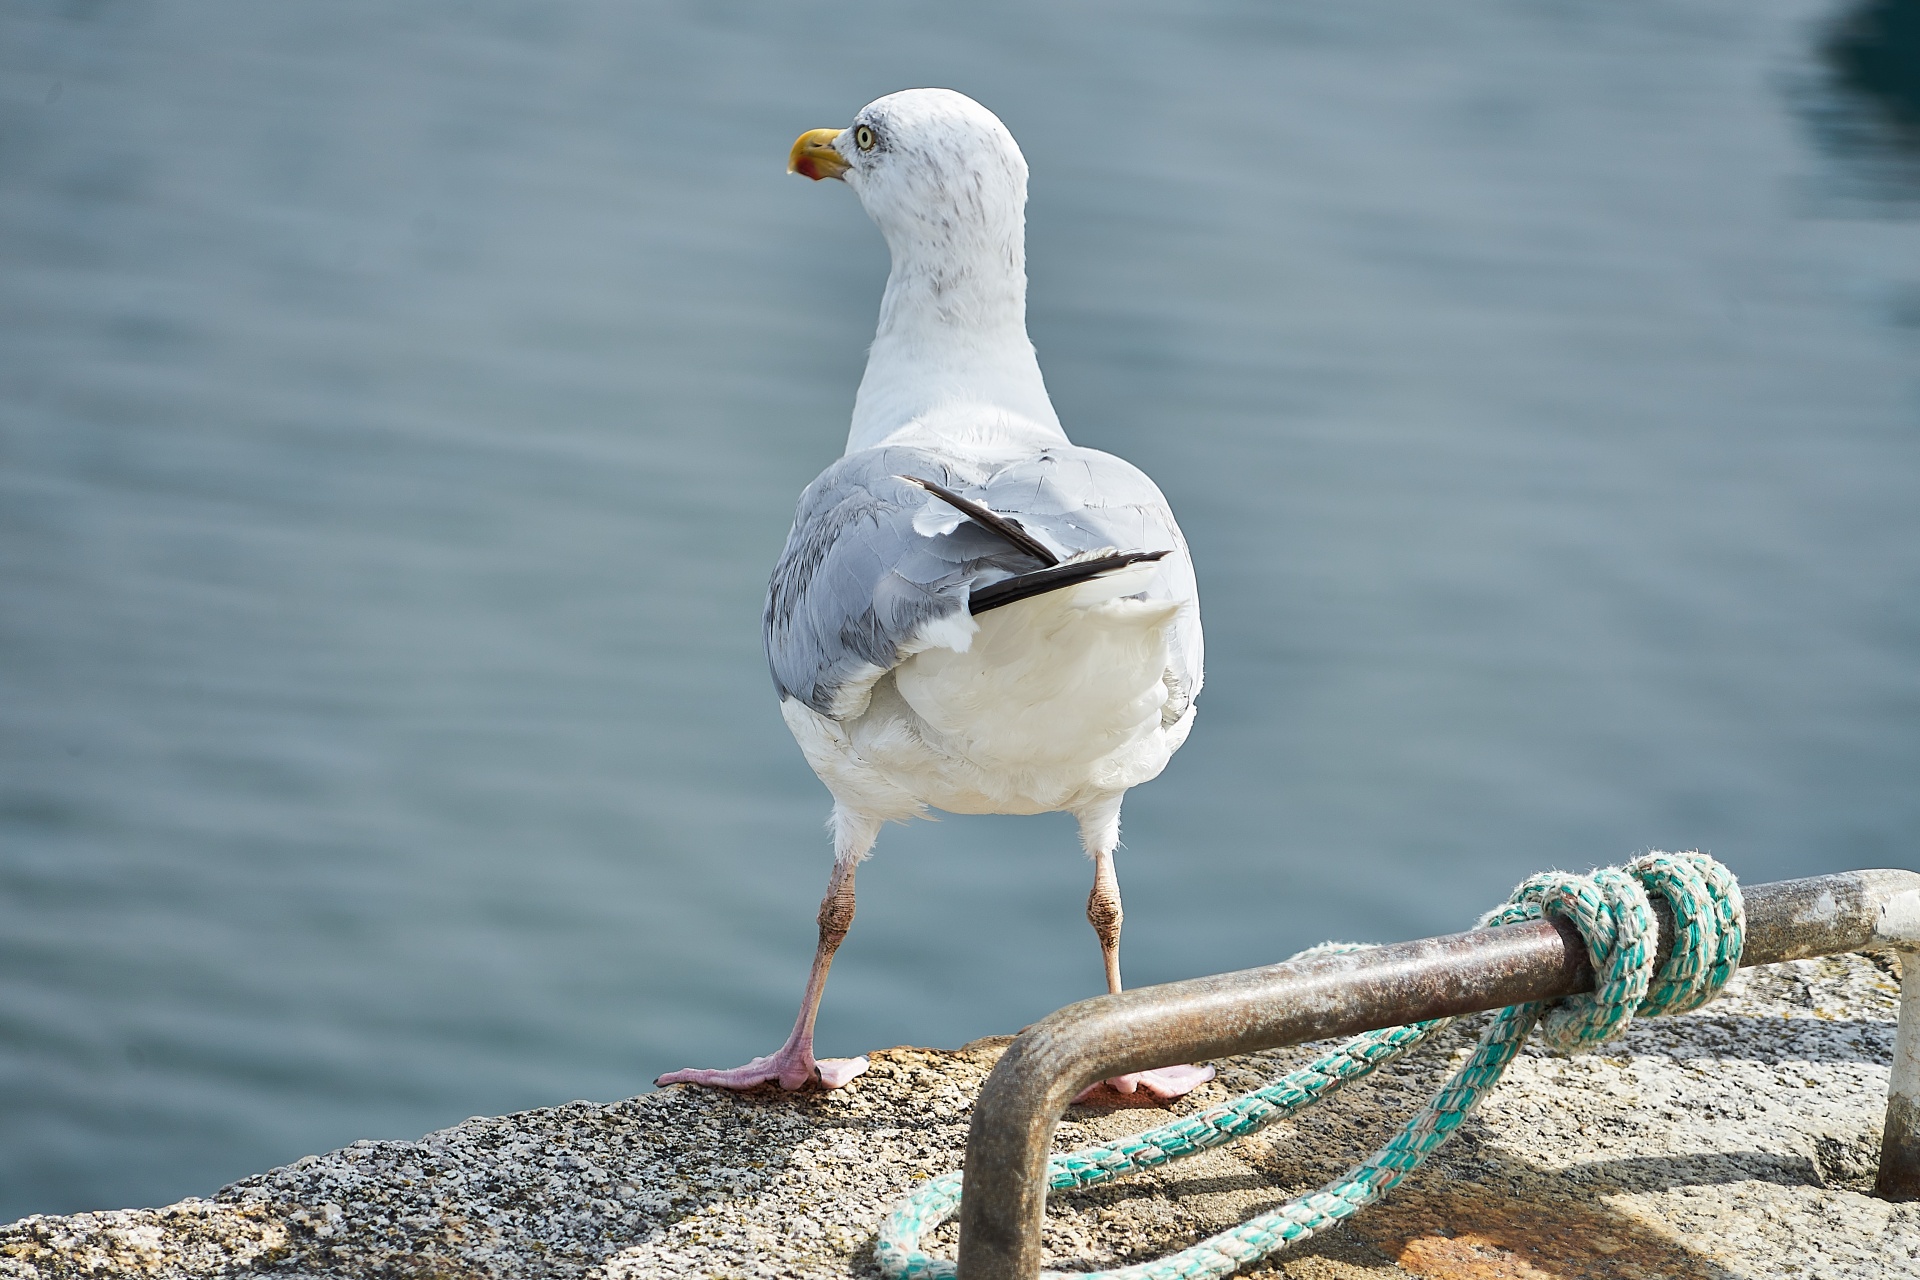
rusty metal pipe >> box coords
[955,869,1920,1279]
[1878,908,1920,1200]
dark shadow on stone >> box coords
[1346,1168,1745,1280]
[1608,1014,1893,1064]
[1551,1148,1823,1194]
[1042,1140,1758,1279]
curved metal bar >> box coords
[955,869,1920,1279]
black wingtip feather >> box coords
[967,550,1171,616]
[899,475,1060,567]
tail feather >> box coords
[968,550,1171,616]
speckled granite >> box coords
[3,953,1914,1279]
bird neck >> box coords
[845,226,1065,456]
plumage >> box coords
[967,549,1171,617]
[899,475,1059,568]
[764,444,1200,723]
[658,89,1212,1099]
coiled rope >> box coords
[875,850,1744,1280]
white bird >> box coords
[657,89,1211,1100]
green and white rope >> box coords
[875,850,1744,1280]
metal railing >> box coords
[954,869,1920,1279]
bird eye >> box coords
[854,124,877,152]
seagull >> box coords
[657,89,1212,1100]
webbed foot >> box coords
[1074,1062,1214,1103]
[656,1044,869,1092]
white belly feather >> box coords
[780,568,1196,824]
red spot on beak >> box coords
[788,129,848,181]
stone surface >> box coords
[3,953,1915,1279]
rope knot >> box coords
[1479,851,1745,1052]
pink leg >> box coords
[657,812,877,1092]
[1072,809,1214,1103]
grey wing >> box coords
[764,446,1042,717]
[765,442,1202,719]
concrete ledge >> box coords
[3,954,1915,1279]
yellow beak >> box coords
[789,128,849,181]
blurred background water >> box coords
[1,0,1916,1219]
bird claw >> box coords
[656,1048,869,1092]
[1073,1062,1215,1103]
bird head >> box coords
[788,89,1029,261]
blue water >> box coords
[2,0,1916,1219]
